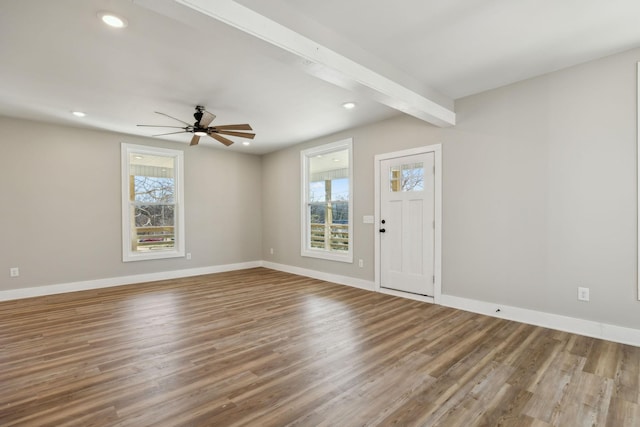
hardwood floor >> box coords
[0,268,638,426]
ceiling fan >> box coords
[137,106,255,146]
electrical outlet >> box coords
[270,248,274,255]
[186,253,192,260]
[578,287,590,302]
[10,267,19,277]
[358,259,364,268]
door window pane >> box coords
[390,162,424,192]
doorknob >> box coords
[379,228,386,233]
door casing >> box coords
[374,144,442,304]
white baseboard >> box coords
[377,286,435,303]
[3,260,638,347]
[440,294,640,348]
[263,263,640,347]
[262,261,375,292]
[0,261,262,301]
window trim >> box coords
[121,143,185,262]
[300,138,353,263]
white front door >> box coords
[379,152,435,296]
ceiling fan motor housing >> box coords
[137,105,254,147]
[194,107,204,125]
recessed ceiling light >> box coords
[98,12,128,28]
[332,158,340,162]
[134,155,143,160]
[72,111,86,117]
[242,141,251,146]
[342,102,356,110]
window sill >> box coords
[302,248,353,263]
[123,249,185,263]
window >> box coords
[121,144,184,262]
[301,139,353,262]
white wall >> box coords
[262,47,640,330]
[0,118,262,291]
[445,48,638,328]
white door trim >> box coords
[637,62,640,301]
[374,144,442,304]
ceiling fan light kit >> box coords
[98,11,128,28]
[137,106,255,147]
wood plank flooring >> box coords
[0,267,638,426]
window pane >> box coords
[330,201,349,252]
[309,203,325,249]
[331,178,349,201]
[331,201,348,224]
[310,202,326,224]
[309,149,349,252]
[132,204,175,252]
[135,204,175,227]
[390,162,424,192]
[329,222,349,252]
[309,181,326,202]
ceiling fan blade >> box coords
[137,125,186,128]
[215,130,256,139]
[212,124,252,131]
[199,110,216,128]
[152,131,188,137]
[154,111,191,126]
[209,133,234,146]
[190,135,200,146]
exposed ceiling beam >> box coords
[168,0,456,127]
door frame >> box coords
[374,144,442,304]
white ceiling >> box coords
[1,0,639,154]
